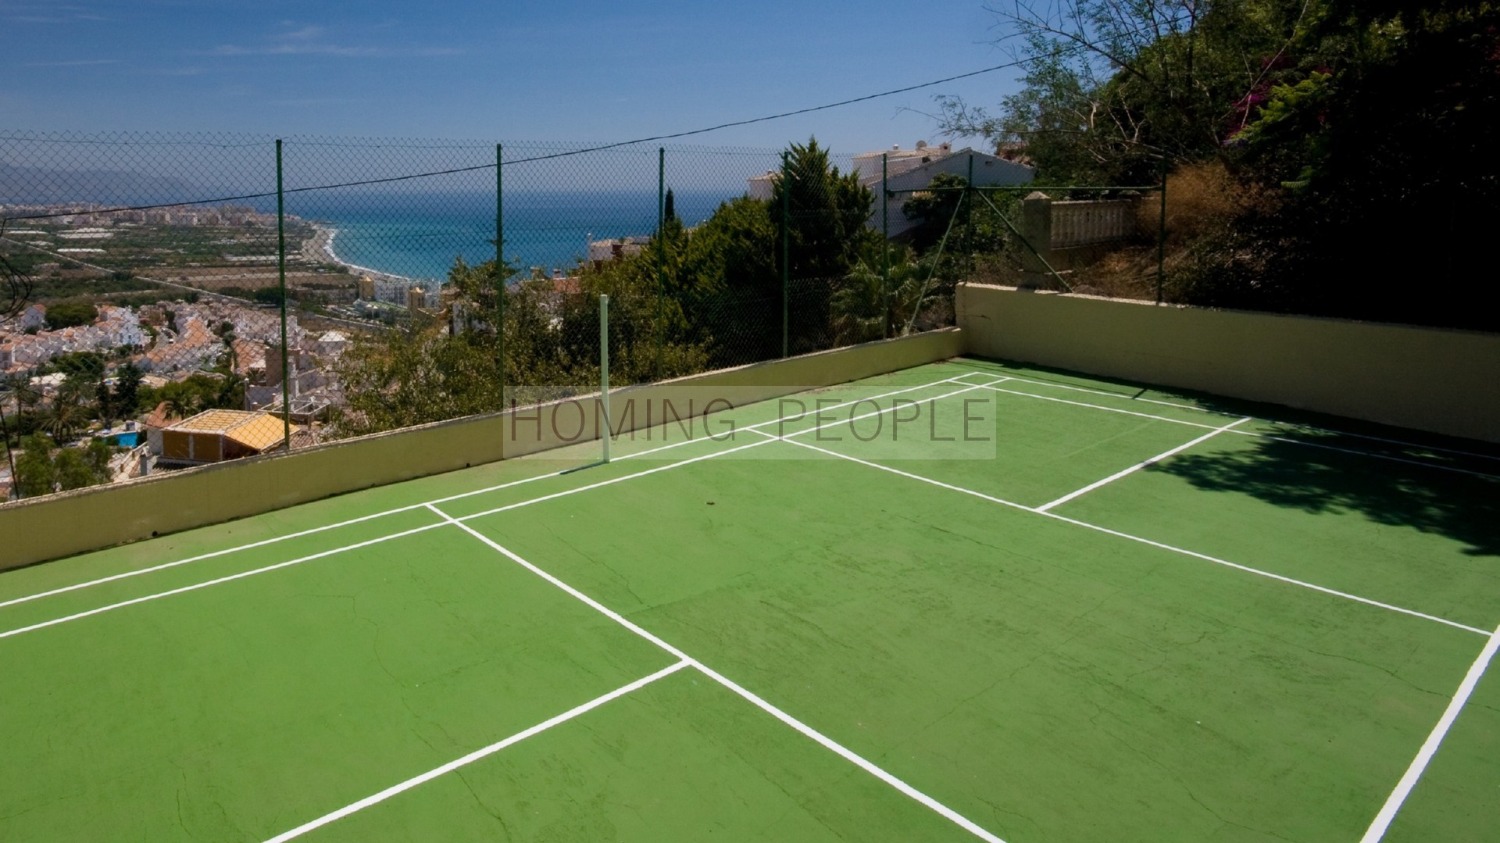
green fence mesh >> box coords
[1,130,1065,501]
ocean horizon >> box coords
[291,188,741,282]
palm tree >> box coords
[163,395,197,421]
[43,383,89,444]
[832,245,927,344]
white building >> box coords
[586,236,651,265]
[746,141,1035,239]
[861,143,1034,239]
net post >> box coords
[600,293,611,464]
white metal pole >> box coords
[600,294,611,464]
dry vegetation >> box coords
[1037,162,1272,302]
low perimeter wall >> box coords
[0,329,963,570]
[957,284,1500,443]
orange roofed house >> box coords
[157,410,300,467]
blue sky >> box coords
[3,0,1026,153]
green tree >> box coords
[44,377,93,443]
[944,0,1500,330]
[832,244,930,344]
[15,434,57,497]
[938,0,1293,183]
[678,196,779,365]
[53,440,113,491]
[43,300,98,330]
[48,351,106,379]
[772,138,875,284]
[114,362,143,417]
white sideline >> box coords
[1035,416,1252,512]
[0,374,968,613]
[954,376,1500,479]
[764,433,1491,638]
[262,660,693,843]
[952,371,1500,464]
[1358,626,1500,843]
[0,522,448,641]
[0,379,997,641]
[432,508,1008,843]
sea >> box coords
[286,189,740,283]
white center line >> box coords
[429,505,1008,843]
[1036,416,1252,512]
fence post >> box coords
[1156,166,1168,305]
[1019,191,1053,290]
[656,147,665,379]
[275,139,291,452]
[496,142,505,443]
[780,151,790,359]
[882,152,890,339]
[965,153,975,280]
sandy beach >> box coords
[303,222,416,287]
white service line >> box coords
[262,660,693,843]
[1359,626,1500,843]
[968,383,1500,481]
[768,434,1491,637]
[0,375,968,612]
[431,507,1007,843]
[1036,416,1252,512]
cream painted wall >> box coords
[958,284,1500,443]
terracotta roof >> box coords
[168,409,299,452]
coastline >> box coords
[304,222,425,287]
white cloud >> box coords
[205,21,460,59]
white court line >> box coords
[452,381,1002,523]
[0,381,991,642]
[952,370,1500,466]
[262,660,693,843]
[765,434,1491,638]
[431,508,1008,843]
[1359,626,1500,843]
[0,522,448,641]
[0,443,773,642]
[1036,417,1252,512]
[0,375,967,613]
[967,383,1500,481]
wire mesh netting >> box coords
[1,130,1070,502]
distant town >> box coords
[0,203,415,498]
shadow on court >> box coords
[1153,430,1500,558]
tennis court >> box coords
[2,357,1497,841]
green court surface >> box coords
[2,358,1497,842]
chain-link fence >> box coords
[2,130,1072,502]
